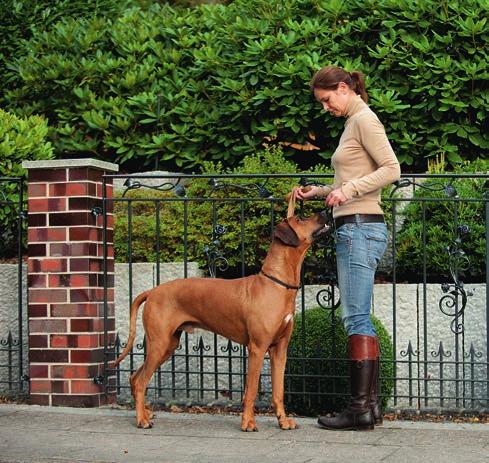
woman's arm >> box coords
[340,114,401,200]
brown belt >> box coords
[334,214,385,228]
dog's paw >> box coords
[137,419,154,429]
[144,406,155,420]
[278,416,297,430]
[241,417,258,432]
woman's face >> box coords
[313,83,352,117]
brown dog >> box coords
[115,210,330,431]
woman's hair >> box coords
[310,65,368,103]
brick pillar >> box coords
[22,159,118,407]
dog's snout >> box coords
[318,209,329,223]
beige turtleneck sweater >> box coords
[319,95,401,218]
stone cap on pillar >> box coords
[22,158,119,172]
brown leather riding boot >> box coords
[370,338,383,425]
[318,335,377,431]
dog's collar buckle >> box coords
[260,270,301,290]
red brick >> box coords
[28,183,47,197]
[39,258,68,273]
[66,182,97,197]
[49,182,96,197]
[28,243,47,257]
[76,334,101,348]
[51,395,102,407]
[50,242,97,257]
[100,303,115,317]
[68,197,103,211]
[29,335,48,348]
[50,303,99,318]
[29,198,66,213]
[50,335,68,348]
[29,258,68,273]
[49,274,90,288]
[29,169,66,183]
[49,212,90,227]
[70,288,105,303]
[69,258,103,272]
[31,380,69,394]
[28,304,48,317]
[70,318,105,332]
[51,364,99,379]
[29,394,50,405]
[28,227,66,242]
[71,380,102,394]
[50,334,99,348]
[69,168,103,182]
[28,214,47,227]
[30,349,69,363]
[70,348,104,363]
[30,365,49,378]
[99,332,116,347]
[97,183,113,199]
[29,319,67,334]
[69,227,100,241]
[97,245,114,258]
[95,214,113,228]
[48,274,69,287]
[89,259,103,272]
[96,274,114,287]
[29,288,67,303]
[28,274,46,288]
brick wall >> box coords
[23,160,118,406]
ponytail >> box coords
[349,71,368,103]
[311,66,368,103]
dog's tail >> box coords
[114,290,150,366]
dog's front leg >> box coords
[269,327,297,430]
[241,345,267,432]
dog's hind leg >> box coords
[131,333,180,429]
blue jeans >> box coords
[335,219,388,337]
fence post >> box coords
[22,159,118,407]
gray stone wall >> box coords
[0,264,28,391]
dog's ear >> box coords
[273,221,300,247]
[286,188,297,219]
[285,185,314,219]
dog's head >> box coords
[273,210,332,247]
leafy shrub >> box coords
[396,159,488,282]
[0,0,137,93]
[113,145,333,275]
[285,307,394,416]
[4,0,488,171]
[0,109,54,258]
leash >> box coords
[260,270,301,290]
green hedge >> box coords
[0,109,54,258]
[285,307,394,416]
[4,0,488,171]
[0,0,139,93]
[396,158,489,282]
[113,146,333,274]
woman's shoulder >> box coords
[351,106,383,129]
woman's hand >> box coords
[325,188,347,207]
[293,185,322,200]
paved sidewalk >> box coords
[0,404,488,463]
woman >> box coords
[294,65,400,430]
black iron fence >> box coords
[0,177,28,395]
[101,173,489,413]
